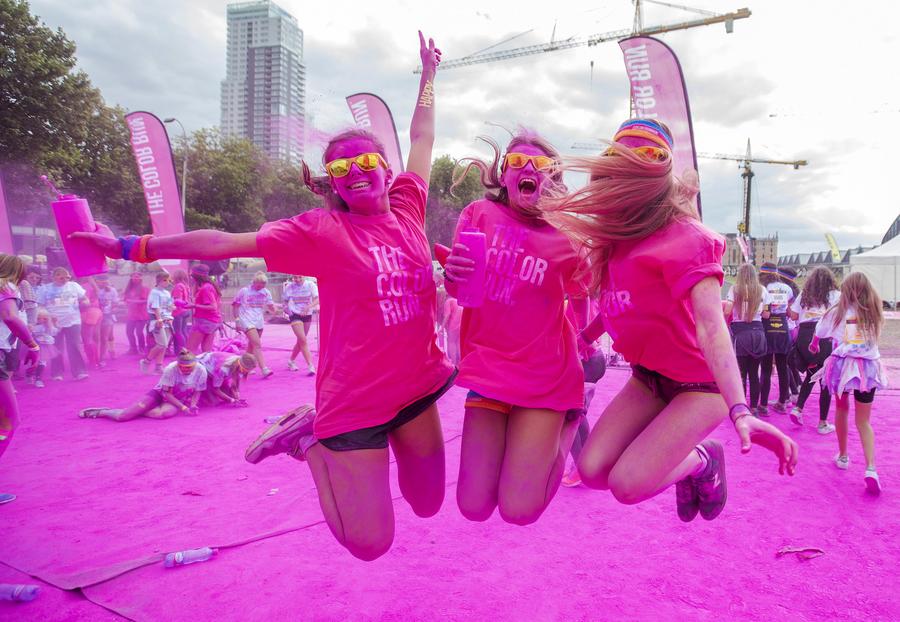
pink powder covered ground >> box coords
[1,323,898,621]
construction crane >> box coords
[415,1,751,73]
[572,139,807,239]
[701,140,807,238]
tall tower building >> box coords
[220,1,306,163]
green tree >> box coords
[260,158,322,222]
[426,155,483,246]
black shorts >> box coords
[0,355,8,381]
[851,388,876,404]
[319,370,457,451]
[763,314,792,355]
[632,365,720,404]
[289,314,312,324]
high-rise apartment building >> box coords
[220,1,306,163]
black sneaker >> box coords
[675,476,699,522]
[695,440,727,521]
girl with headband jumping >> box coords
[443,131,588,525]
[75,33,452,561]
[542,119,798,522]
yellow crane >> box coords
[415,1,751,73]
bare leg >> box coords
[456,407,507,521]
[304,443,394,561]
[96,395,160,421]
[289,322,314,367]
[854,399,876,469]
[834,392,850,457]
[388,403,445,517]
[606,392,725,504]
[186,330,203,354]
[201,331,216,354]
[0,380,21,459]
[246,328,268,370]
[496,406,569,525]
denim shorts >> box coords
[319,370,457,451]
[631,365,720,404]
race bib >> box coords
[844,318,863,345]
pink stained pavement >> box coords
[0,323,898,621]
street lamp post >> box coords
[163,117,188,217]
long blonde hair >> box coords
[0,254,25,292]
[830,272,883,342]
[733,263,763,322]
[539,142,699,293]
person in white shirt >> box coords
[36,267,89,381]
[788,266,840,432]
[281,274,318,374]
[79,349,208,421]
[810,272,887,495]
[758,263,795,414]
[232,272,276,378]
[141,272,175,375]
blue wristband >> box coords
[119,235,139,261]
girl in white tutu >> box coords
[810,272,887,494]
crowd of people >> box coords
[0,33,888,563]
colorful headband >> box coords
[776,268,796,282]
[759,264,778,275]
[613,119,674,151]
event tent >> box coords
[850,234,900,306]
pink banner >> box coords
[619,36,701,215]
[0,173,14,254]
[345,93,405,174]
[125,111,188,273]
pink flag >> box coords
[124,111,188,273]
[345,93,405,174]
[619,36,701,215]
[0,173,14,254]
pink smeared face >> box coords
[326,138,393,214]
[501,143,553,211]
[251,281,266,291]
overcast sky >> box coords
[27,0,900,254]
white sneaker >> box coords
[286,360,299,371]
[864,469,882,495]
[789,407,803,426]
[817,423,836,435]
[834,454,850,470]
[307,364,316,376]
[34,380,45,388]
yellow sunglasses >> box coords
[325,152,388,178]
[503,152,556,171]
[603,145,670,162]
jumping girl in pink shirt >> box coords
[541,119,798,522]
[444,132,587,525]
[75,33,451,561]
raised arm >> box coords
[405,31,441,184]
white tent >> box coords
[850,235,900,306]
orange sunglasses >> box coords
[325,153,388,178]
[503,152,556,171]
[603,145,671,162]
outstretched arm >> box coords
[691,277,798,475]
[405,31,441,184]
[72,224,259,262]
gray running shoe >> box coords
[695,440,727,521]
[245,404,315,464]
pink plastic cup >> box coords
[456,230,486,308]
[51,194,108,277]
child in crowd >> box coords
[141,272,175,374]
[186,264,222,354]
[811,272,887,494]
[95,273,119,365]
[79,349,208,421]
[232,272,276,378]
[789,266,840,431]
[27,309,58,388]
[123,272,149,355]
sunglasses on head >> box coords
[503,152,556,171]
[325,153,388,178]
[603,145,670,162]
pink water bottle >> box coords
[43,176,108,277]
[456,230,486,308]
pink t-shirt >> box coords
[600,218,725,383]
[257,172,454,438]
[452,200,586,411]
[124,285,149,321]
[171,282,191,317]
[193,282,222,323]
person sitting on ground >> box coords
[79,349,208,421]
[198,350,256,406]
